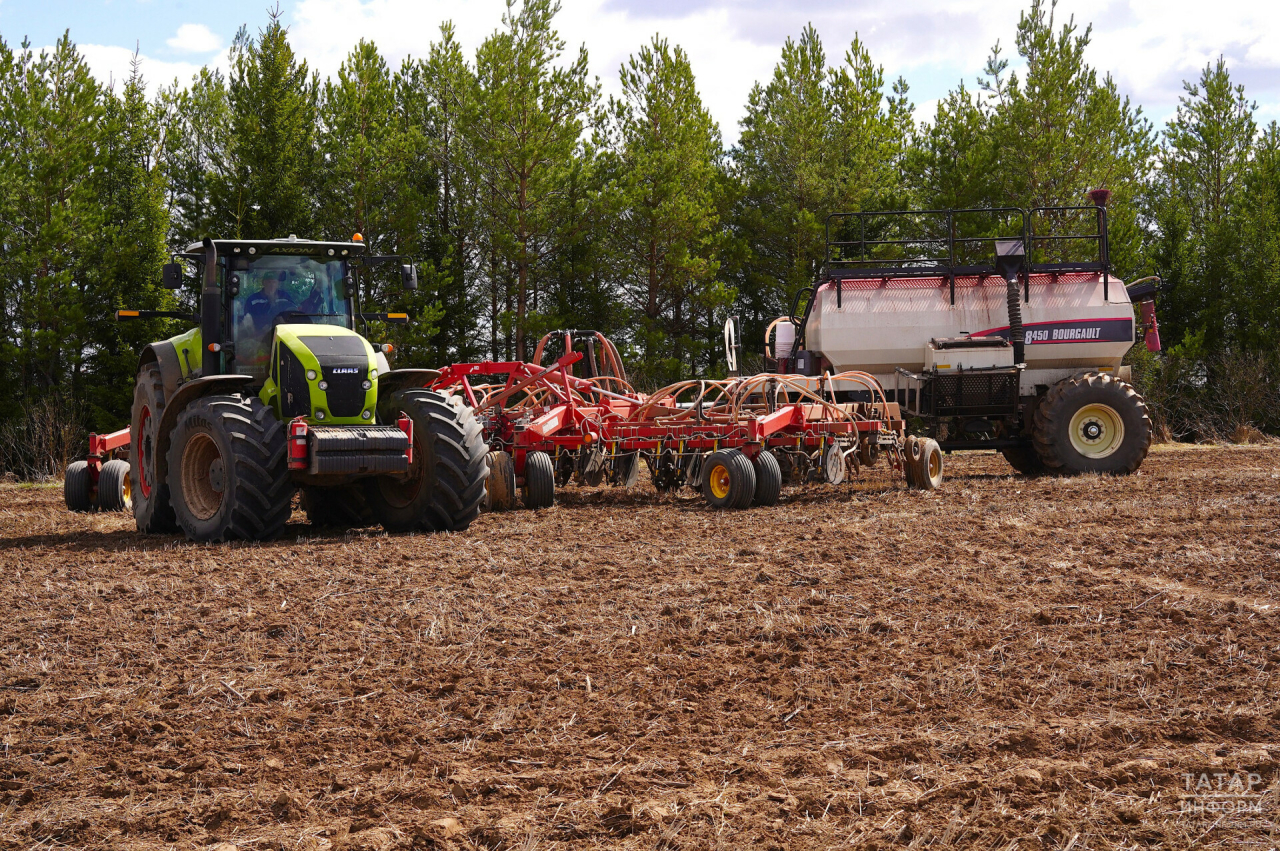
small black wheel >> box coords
[902,436,921,488]
[98,459,132,512]
[302,485,374,528]
[523,450,555,509]
[167,394,294,542]
[131,366,178,532]
[752,450,782,506]
[857,438,879,468]
[486,450,517,511]
[912,438,943,490]
[1001,444,1047,476]
[701,449,756,510]
[64,461,94,512]
[1033,373,1152,475]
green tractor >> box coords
[112,235,488,542]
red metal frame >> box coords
[432,344,908,487]
[86,426,131,486]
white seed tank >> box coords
[803,271,1136,393]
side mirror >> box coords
[162,262,183,289]
[341,275,356,299]
[400,264,418,291]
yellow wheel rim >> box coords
[1069,403,1124,458]
[927,448,942,480]
[121,468,133,510]
[708,464,731,499]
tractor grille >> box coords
[278,346,311,419]
[921,368,1020,417]
[321,367,366,417]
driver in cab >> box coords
[246,271,322,332]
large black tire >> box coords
[701,449,756,510]
[366,389,489,532]
[302,485,374,528]
[1001,444,1047,476]
[131,366,178,533]
[64,461,94,512]
[486,450,517,511]
[1033,373,1152,475]
[167,395,293,542]
[752,450,782,506]
[522,450,555,509]
[98,459,132,512]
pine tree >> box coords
[469,0,598,359]
[604,36,727,382]
[225,11,318,238]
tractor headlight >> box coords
[306,369,318,381]
[361,379,372,390]
[315,410,326,420]
[362,410,372,420]
[317,380,328,391]
[369,369,377,379]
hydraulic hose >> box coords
[1006,277,1024,365]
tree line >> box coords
[1,0,1277,475]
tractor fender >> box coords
[378,369,442,401]
[154,375,256,485]
[138,341,184,401]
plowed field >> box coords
[2,445,1278,850]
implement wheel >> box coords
[523,450,555,509]
[167,394,294,542]
[98,459,132,512]
[64,461,94,512]
[752,450,782,506]
[130,366,178,533]
[1033,373,1152,475]
[486,450,517,511]
[702,449,755,510]
[902,436,922,487]
[911,438,944,490]
[367,389,489,532]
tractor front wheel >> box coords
[167,394,293,542]
[366,389,489,532]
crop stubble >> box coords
[1,445,1278,849]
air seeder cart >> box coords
[767,193,1162,476]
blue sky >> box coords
[3,0,1278,142]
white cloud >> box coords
[166,23,224,55]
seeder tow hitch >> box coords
[432,331,945,511]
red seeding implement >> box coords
[431,330,942,512]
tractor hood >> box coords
[266,325,379,425]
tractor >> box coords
[66,235,489,542]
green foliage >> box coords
[602,36,728,384]
[5,0,1280,467]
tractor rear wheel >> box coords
[366,389,489,532]
[302,485,374,528]
[702,449,756,510]
[1033,373,1152,475]
[486,450,517,511]
[98,459,132,512]
[167,394,293,542]
[130,366,178,533]
[64,461,94,512]
[522,450,555,509]
[752,450,782,506]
